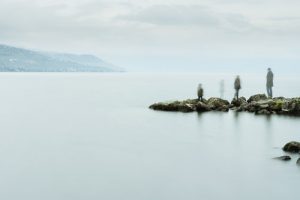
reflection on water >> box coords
[0,73,299,200]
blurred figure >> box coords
[220,80,225,99]
[234,76,241,99]
[197,84,204,101]
[266,68,274,98]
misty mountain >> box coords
[0,44,122,72]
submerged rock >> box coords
[273,155,291,161]
[283,141,300,153]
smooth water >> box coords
[0,73,299,200]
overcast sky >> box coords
[1,0,300,72]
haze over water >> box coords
[0,73,299,200]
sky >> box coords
[1,0,300,72]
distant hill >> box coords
[0,44,122,72]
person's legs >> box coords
[267,86,273,98]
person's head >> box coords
[236,75,240,79]
[198,83,202,87]
[268,68,271,71]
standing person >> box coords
[234,76,241,99]
[220,80,225,99]
[266,68,274,98]
[197,84,204,101]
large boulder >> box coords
[149,101,181,111]
[247,94,268,103]
[207,98,230,111]
[281,98,300,115]
[231,97,247,107]
[256,99,275,110]
[269,99,284,112]
[242,99,274,114]
[196,102,211,112]
[149,99,198,113]
[177,104,196,112]
[149,99,207,113]
[283,141,300,153]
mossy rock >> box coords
[283,141,300,153]
[247,94,267,103]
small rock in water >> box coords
[297,158,300,165]
[273,155,291,161]
[283,141,300,153]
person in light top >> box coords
[234,76,241,99]
[266,68,274,98]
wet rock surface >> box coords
[231,97,247,107]
[283,141,300,153]
[150,94,300,116]
[247,94,268,103]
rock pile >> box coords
[149,94,300,116]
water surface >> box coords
[0,73,299,200]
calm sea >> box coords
[0,72,299,200]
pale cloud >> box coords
[0,0,300,71]
[120,5,219,26]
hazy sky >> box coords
[1,0,300,72]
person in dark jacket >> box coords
[266,68,274,98]
[234,76,241,99]
[197,84,204,101]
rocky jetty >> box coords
[149,94,300,116]
[149,98,229,113]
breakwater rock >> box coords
[149,98,229,113]
[149,94,300,116]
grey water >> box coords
[0,73,299,200]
